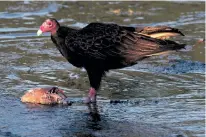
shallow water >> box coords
[0,1,205,137]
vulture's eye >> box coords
[47,22,52,26]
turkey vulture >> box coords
[37,18,185,103]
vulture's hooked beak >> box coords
[37,29,43,36]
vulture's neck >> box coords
[52,26,77,38]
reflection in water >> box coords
[87,103,101,123]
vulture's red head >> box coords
[37,18,60,36]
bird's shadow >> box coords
[58,102,105,137]
[86,103,101,123]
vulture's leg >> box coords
[84,67,105,103]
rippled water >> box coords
[0,1,205,137]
